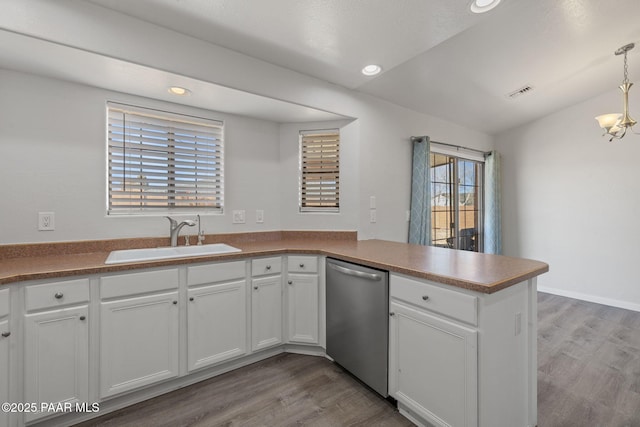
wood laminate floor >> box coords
[538,292,640,427]
[78,292,640,427]
[76,352,413,427]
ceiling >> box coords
[4,0,640,133]
[0,29,347,123]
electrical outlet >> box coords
[256,210,264,224]
[232,210,246,224]
[38,212,55,231]
[370,209,377,223]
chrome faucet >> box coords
[166,216,196,247]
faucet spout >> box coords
[166,216,196,247]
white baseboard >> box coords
[538,286,640,313]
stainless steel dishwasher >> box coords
[326,258,389,397]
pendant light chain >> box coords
[623,50,629,85]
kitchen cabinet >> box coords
[23,279,90,423]
[0,243,541,427]
[251,257,282,351]
[99,269,180,399]
[389,300,477,427]
[0,319,8,427]
[187,281,247,371]
[251,276,283,351]
[286,256,319,345]
[186,261,247,371]
[389,273,536,427]
[0,288,10,427]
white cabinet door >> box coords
[0,319,10,427]
[100,292,179,398]
[24,306,89,422]
[187,280,247,371]
[286,274,319,344]
[389,301,478,427]
[251,276,282,351]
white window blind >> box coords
[107,103,224,214]
[299,130,340,211]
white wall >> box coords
[280,94,494,243]
[0,67,491,245]
[0,1,494,244]
[270,96,493,242]
[496,89,640,311]
[353,94,493,242]
[0,69,282,244]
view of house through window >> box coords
[107,103,224,214]
[299,129,340,212]
[430,152,483,251]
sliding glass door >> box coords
[430,153,483,252]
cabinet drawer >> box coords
[287,256,317,273]
[0,288,8,317]
[251,257,281,277]
[188,261,246,286]
[25,278,90,312]
[101,268,179,299]
[391,275,477,326]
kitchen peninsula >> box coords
[0,231,548,427]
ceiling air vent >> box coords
[506,85,534,99]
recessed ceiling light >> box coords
[362,64,382,76]
[470,0,501,13]
[168,86,190,96]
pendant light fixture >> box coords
[595,43,637,141]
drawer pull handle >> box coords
[54,292,64,299]
[266,265,271,270]
[299,263,305,268]
[389,312,395,317]
[1,332,9,338]
[173,301,178,305]
[79,316,86,321]
[288,280,293,285]
[422,295,430,301]
[254,286,259,290]
[189,297,194,302]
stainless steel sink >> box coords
[105,243,241,264]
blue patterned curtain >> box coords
[484,150,502,254]
[408,137,431,245]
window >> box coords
[107,103,223,214]
[430,152,483,251]
[299,130,340,212]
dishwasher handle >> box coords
[328,262,382,281]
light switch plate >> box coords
[256,210,264,223]
[232,210,246,224]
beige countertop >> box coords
[0,233,548,294]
